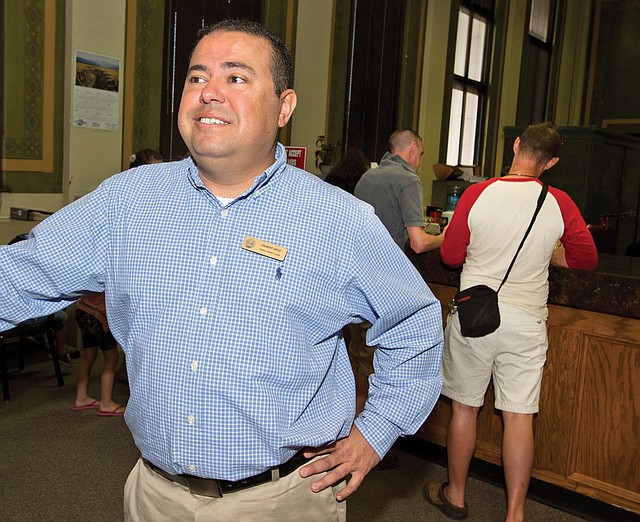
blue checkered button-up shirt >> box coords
[0,144,443,480]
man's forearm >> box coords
[406,226,443,253]
[550,244,568,267]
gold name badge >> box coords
[241,236,288,261]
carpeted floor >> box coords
[1,344,637,521]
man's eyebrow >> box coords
[221,61,256,75]
[188,64,208,74]
[187,61,257,76]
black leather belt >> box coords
[142,450,310,498]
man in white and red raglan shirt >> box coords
[424,122,597,522]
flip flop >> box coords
[97,406,126,417]
[70,400,101,411]
[423,481,469,520]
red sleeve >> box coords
[550,187,598,270]
[440,181,489,267]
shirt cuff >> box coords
[353,409,403,459]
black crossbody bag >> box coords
[452,183,548,338]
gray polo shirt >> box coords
[354,152,425,249]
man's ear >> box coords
[544,156,559,171]
[278,89,297,128]
[513,137,521,155]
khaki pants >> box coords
[124,458,347,522]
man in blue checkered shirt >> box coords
[0,19,443,521]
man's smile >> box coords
[198,116,230,125]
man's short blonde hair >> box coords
[389,129,422,154]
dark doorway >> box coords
[344,0,407,163]
[159,0,263,161]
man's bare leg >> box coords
[445,400,480,508]
[502,411,534,522]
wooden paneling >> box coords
[418,282,640,515]
[533,311,583,477]
[571,336,640,491]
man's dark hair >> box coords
[518,122,562,164]
[193,18,293,97]
[8,234,29,245]
[130,148,163,168]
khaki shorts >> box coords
[441,302,548,414]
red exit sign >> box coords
[285,146,307,170]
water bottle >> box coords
[446,185,463,211]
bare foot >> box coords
[98,401,125,414]
[97,403,126,417]
[70,399,101,411]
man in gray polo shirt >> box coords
[350,129,443,469]
[354,128,442,253]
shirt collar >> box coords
[379,151,415,173]
[185,143,288,200]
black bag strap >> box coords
[497,182,548,293]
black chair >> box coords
[0,314,64,401]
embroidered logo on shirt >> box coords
[241,236,288,261]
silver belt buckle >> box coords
[185,475,224,498]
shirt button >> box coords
[200,307,207,316]
[189,465,196,473]
[221,209,228,217]
[191,361,198,371]
[210,256,217,266]
[187,415,195,424]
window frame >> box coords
[516,0,560,126]
[445,4,493,167]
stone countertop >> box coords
[407,249,640,321]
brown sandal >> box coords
[423,481,469,520]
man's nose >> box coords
[200,80,225,104]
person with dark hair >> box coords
[0,19,443,521]
[129,148,163,168]
[515,121,562,163]
[324,148,369,195]
[425,122,597,521]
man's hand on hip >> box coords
[298,425,380,501]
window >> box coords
[328,0,426,164]
[516,0,557,125]
[529,0,552,42]
[446,7,491,166]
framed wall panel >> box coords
[1,0,56,173]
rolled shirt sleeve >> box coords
[347,208,444,457]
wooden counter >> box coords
[408,251,640,515]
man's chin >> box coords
[189,147,232,164]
